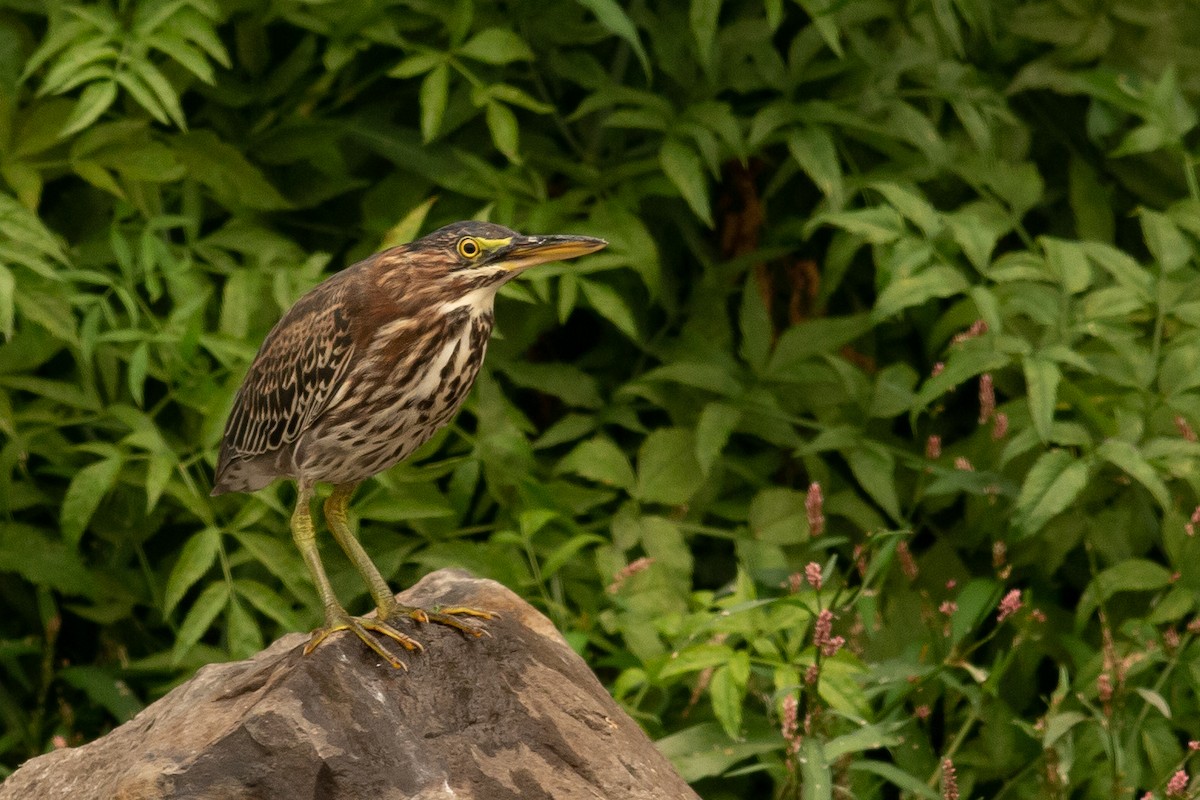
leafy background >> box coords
[3,0,1200,797]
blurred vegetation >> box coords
[3,0,1200,796]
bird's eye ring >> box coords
[457,237,481,259]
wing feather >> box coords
[215,278,355,478]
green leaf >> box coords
[636,428,703,505]
[848,443,902,523]
[379,197,438,250]
[638,516,693,577]
[420,64,449,142]
[126,59,186,129]
[1135,687,1172,720]
[810,206,904,245]
[659,138,712,227]
[1041,237,1092,293]
[824,722,904,760]
[127,340,148,407]
[458,28,534,64]
[172,581,229,664]
[485,83,553,113]
[1042,711,1087,747]
[485,100,520,162]
[226,594,264,658]
[1095,439,1171,508]
[60,80,117,137]
[235,531,311,604]
[541,532,606,578]
[173,131,290,210]
[502,361,602,408]
[146,31,215,84]
[580,278,637,338]
[574,0,651,77]
[869,363,918,419]
[1023,356,1061,443]
[1067,157,1114,242]
[388,51,444,78]
[1015,450,1091,537]
[788,126,843,204]
[558,437,636,490]
[872,182,942,237]
[59,666,143,722]
[767,314,873,376]
[695,403,740,474]
[874,265,969,319]
[164,527,220,616]
[0,523,95,596]
[0,265,13,340]
[113,71,169,125]
[61,456,122,546]
[657,643,737,678]
[656,722,778,782]
[800,737,833,800]
[709,661,745,739]
[748,487,809,544]
[1077,559,1173,623]
[1140,209,1191,272]
[850,761,940,799]
[235,579,305,631]
[689,0,721,74]
[739,271,772,370]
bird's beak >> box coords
[498,234,608,272]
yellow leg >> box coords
[324,483,496,639]
[291,484,417,669]
[324,483,397,610]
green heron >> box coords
[212,221,607,668]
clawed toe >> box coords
[304,612,423,669]
[383,603,495,637]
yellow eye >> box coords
[457,237,481,259]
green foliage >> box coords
[2,0,1200,797]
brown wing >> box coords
[213,275,356,488]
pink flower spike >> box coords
[992,411,1009,440]
[780,694,801,758]
[978,373,995,424]
[926,434,943,459]
[806,482,825,537]
[607,557,654,594]
[896,540,918,580]
[951,319,988,345]
[941,758,959,800]
[1096,672,1113,703]
[997,588,1022,622]
[804,561,822,590]
[812,609,843,656]
[954,456,974,472]
[1166,769,1188,798]
[1176,415,1198,442]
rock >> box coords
[1,569,699,800]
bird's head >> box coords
[405,221,607,287]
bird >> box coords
[211,221,607,668]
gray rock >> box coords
[1,570,698,800]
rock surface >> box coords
[1,569,698,800]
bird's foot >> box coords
[383,602,496,638]
[304,609,423,670]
